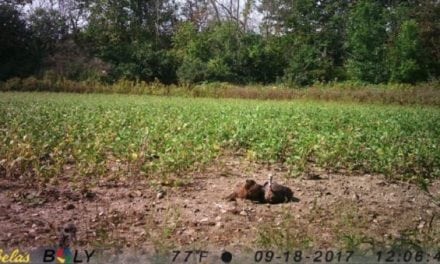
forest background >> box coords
[1,0,439,90]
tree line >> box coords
[1,0,439,86]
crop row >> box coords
[1,92,439,185]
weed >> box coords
[256,209,313,250]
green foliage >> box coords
[1,93,439,183]
[28,8,68,56]
[1,0,439,85]
[390,20,429,83]
[173,22,238,84]
[172,22,205,61]
[347,0,388,83]
[280,0,350,86]
[83,0,178,83]
[176,58,207,85]
[206,57,233,82]
[284,42,333,86]
[237,34,286,83]
[0,4,37,80]
[173,22,284,85]
[411,0,440,79]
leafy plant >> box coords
[0,92,439,185]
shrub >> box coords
[389,20,429,83]
[177,58,207,86]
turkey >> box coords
[263,174,293,204]
[225,179,265,203]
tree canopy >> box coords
[1,0,438,85]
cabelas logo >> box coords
[0,249,30,263]
[43,248,94,264]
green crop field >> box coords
[1,92,439,185]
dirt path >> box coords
[1,155,440,255]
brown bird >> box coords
[58,222,77,248]
[263,174,293,204]
[225,179,265,203]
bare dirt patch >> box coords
[1,155,440,255]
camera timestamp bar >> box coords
[169,249,440,263]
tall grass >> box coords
[1,77,439,106]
